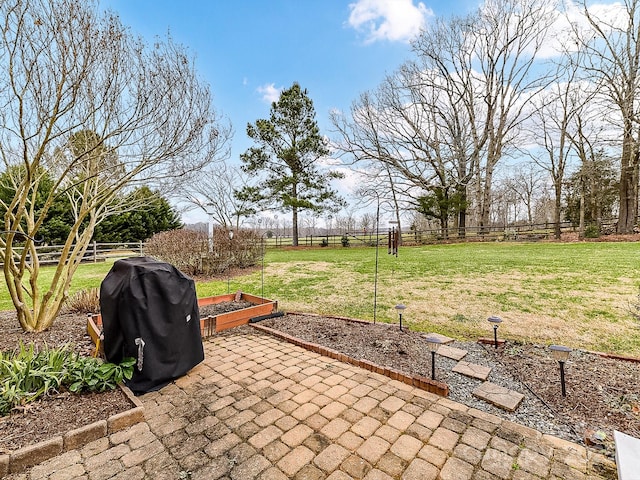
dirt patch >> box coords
[0,313,134,453]
[0,389,130,453]
[261,313,640,457]
[199,300,254,317]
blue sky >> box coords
[100,1,476,222]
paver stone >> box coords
[473,382,525,412]
[437,345,468,360]
[452,361,492,381]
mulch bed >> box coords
[0,313,134,453]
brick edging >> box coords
[2,384,145,475]
[285,311,393,327]
[586,350,640,363]
[251,323,449,397]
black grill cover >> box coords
[100,257,204,394]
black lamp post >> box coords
[395,304,406,331]
[550,344,571,397]
[487,316,502,348]
[425,335,442,380]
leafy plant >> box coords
[0,343,134,415]
[67,355,135,393]
[341,235,350,247]
[584,224,600,238]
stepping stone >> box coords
[452,361,491,380]
[437,345,468,361]
[472,382,525,412]
[422,333,455,345]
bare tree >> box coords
[334,0,557,236]
[574,0,640,232]
[470,0,555,232]
[0,0,229,331]
[526,54,596,238]
[504,164,547,225]
[183,164,259,230]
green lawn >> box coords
[2,242,639,355]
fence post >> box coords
[139,241,143,256]
[93,241,97,263]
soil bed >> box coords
[262,313,640,457]
[199,299,254,317]
[0,312,133,453]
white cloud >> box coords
[348,0,433,43]
[256,83,281,103]
[537,1,629,58]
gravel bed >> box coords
[438,340,575,440]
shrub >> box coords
[320,238,329,247]
[584,224,600,238]
[216,228,262,268]
[146,227,262,275]
[144,229,208,275]
[341,234,350,247]
[64,287,100,313]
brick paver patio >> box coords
[9,328,617,479]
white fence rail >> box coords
[30,242,145,265]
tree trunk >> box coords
[458,186,467,238]
[292,207,299,246]
[618,127,638,233]
[554,181,562,240]
[579,177,585,239]
[479,162,495,234]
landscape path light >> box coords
[425,335,443,380]
[487,316,503,348]
[549,344,572,397]
[395,304,406,331]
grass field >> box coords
[2,242,639,355]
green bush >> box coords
[0,343,134,415]
[584,224,600,238]
[341,235,350,247]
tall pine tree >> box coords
[237,83,344,246]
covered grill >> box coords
[100,257,204,394]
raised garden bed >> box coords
[198,292,277,334]
[87,291,277,353]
